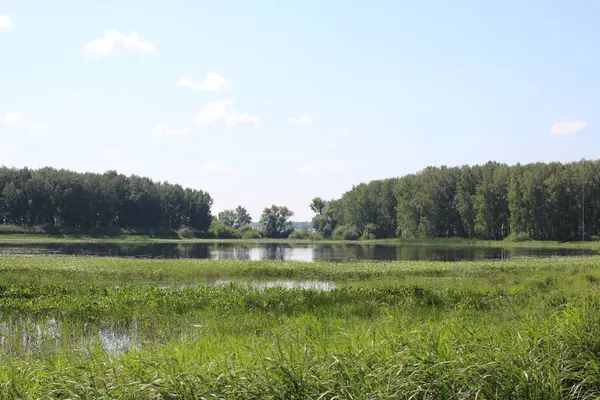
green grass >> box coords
[0,255,600,397]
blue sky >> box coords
[0,0,597,221]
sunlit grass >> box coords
[0,255,599,397]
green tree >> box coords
[260,205,294,238]
[218,206,252,229]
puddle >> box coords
[160,280,337,292]
[0,317,134,355]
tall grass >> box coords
[0,255,599,397]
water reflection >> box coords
[209,279,337,291]
[0,242,594,262]
[0,316,134,354]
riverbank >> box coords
[0,232,599,250]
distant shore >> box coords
[0,232,599,249]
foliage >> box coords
[333,225,359,240]
[316,159,600,241]
[218,206,252,229]
[505,231,532,243]
[0,167,213,233]
[288,229,311,240]
[260,205,294,239]
[177,226,197,239]
[310,232,325,241]
[208,220,239,239]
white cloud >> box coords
[0,14,14,30]
[3,112,54,132]
[549,120,588,135]
[3,111,27,128]
[177,72,230,91]
[102,148,121,161]
[84,30,156,56]
[202,161,241,175]
[299,160,348,176]
[195,99,260,129]
[152,123,190,139]
[288,114,315,125]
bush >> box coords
[333,225,360,241]
[241,229,262,239]
[288,229,311,240]
[208,220,240,239]
[310,232,325,241]
[361,223,377,240]
[177,226,197,239]
[506,231,531,243]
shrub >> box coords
[361,223,377,240]
[505,231,531,243]
[208,220,239,239]
[241,229,262,239]
[333,225,360,241]
[310,232,325,241]
[289,229,311,240]
[177,226,197,239]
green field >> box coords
[1,255,600,398]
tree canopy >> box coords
[260,205,294,239]
[0,167,213,233]
[311,160,600,241]
[218,206,252,229]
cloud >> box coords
[288,114,315,125]
[195,99,259,129]
[152,123,190,139]
[202,161,241,175]
[3,111,27,128]
[3,112,54,132]
[549,120,588,135]
[299,160,348,176]
[84,30,156,56]
[0,14,14,30]
[102,148,121,161]
[177,73,230,91]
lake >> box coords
[0,242,595,262]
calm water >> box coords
[0,242,595,262]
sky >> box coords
[0,0,598,221]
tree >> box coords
[260,205,294,238]
[0,166,213,234]
[218,206,252,229]
[309,197,326,215]
[234,206,252,227]
[311,200,337,237]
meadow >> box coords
[0,255,600,398]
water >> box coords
[0,242,594,262]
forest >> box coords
[311,159,600,241]
[0,167,213,234]
[1,160,599,242]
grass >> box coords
[0,255,600,397]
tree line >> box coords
[311,160,600,241]
[0,166,299,239]
[0,167,213,234]
[2,160,599,242]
